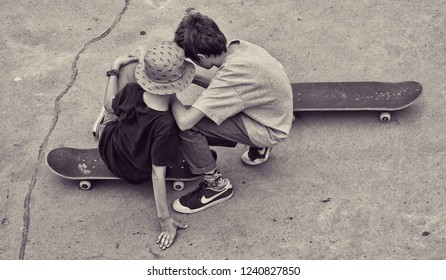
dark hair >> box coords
[174,12,227,61]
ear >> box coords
[197,54,207,61]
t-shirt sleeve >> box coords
[150,116,180,167]
[111,88,124,116]
[112,83,136,117]
[192,70,245,125]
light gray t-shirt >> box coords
[192,40,293,147]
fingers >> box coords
[176,221,189,229]
[155,226,187,250]
[156,231,176,250]
[122,52,136,57]
[156,231,164,244]
[155,219,189,250]
[124,54,138,62]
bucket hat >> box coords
[135,41,195,95]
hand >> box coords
[156,217,188,250]
[112,54,139,70]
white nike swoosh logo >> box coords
[200,189,227,204]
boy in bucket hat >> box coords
[170,12,293,214]
[97,41,195,249]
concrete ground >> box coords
[1,0,445,260]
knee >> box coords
[118,62,138,89]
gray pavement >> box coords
[1,0,445,260]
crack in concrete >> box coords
[18,0,131,260]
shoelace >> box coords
[211,176,224,188]
[205,171,225,188]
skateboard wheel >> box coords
[380,112,391,123]
[173,181,185,191]
[79,180,92,191]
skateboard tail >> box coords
[46,147,118,180]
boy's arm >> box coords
[103,71,119,113]
[151,164,188,249]
[171,95,205,131]
[151,165,169,220]
[103,55,139,112]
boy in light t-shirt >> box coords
[171,12,293,214]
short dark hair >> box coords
[174,12,227,61]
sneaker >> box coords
[92,107,106,138]
[173,170,233,214]
[241,146,272,166]
[92,107,117,138]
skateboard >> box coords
[46,147,215,191]
[292,81,423,122]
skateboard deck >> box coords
[292,81,422,122]
[46,147,208,191]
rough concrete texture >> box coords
[0,0,445,260]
